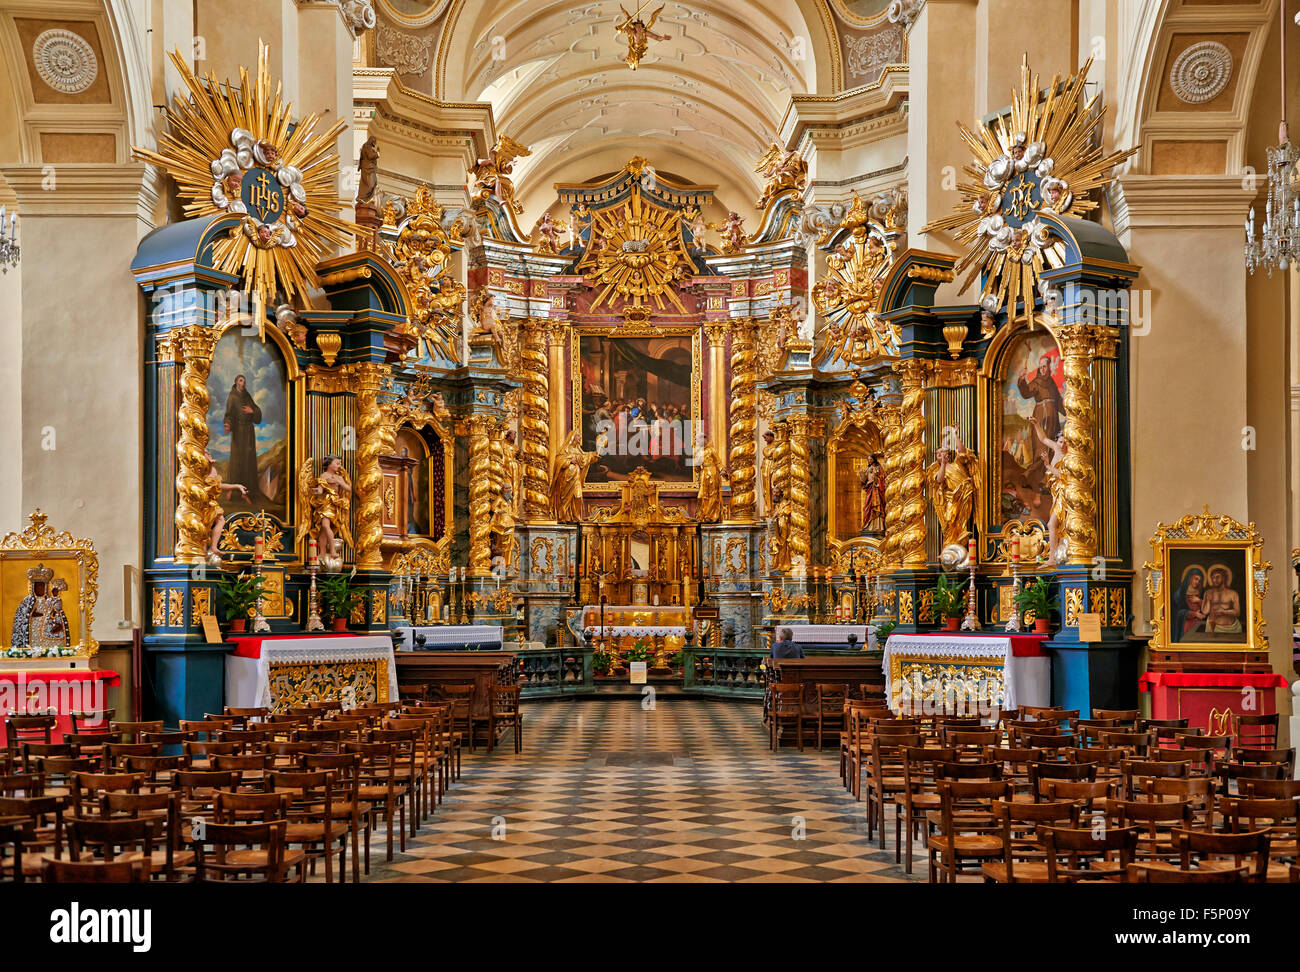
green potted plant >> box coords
[592,645,613,677]
[876,618,896,643]
[1014,577,1056,634]
[930,574,967,631]
[215,571,267,635]
[318,571,362,632]
[625,640,653,664]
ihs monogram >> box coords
[1007,175,1037,221]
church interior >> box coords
[3,0,1300,901]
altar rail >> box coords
[681,648,768,698]
[516,644,593,698]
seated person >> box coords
[769,627,804,659]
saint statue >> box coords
[551,430,598,522]
[859,453,886,534]
[489,495,518,567]
[224,375,263,500]
[696,445,725,522]
[356,135,379,204]
[614,4,669,70]
[925,435,982,549]
[503,429,523,517]
[297,455,354,569]
[760,429,777,513]
[1032,419,1067,564]
[10,566,72,653]
[202,450,250,565]
[767,487,793,572]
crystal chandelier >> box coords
[1245,0,1300,275]
[0,205,16,274]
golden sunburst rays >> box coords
[133,43,356,307]
[811,193,897,366]
[576,184,698,315]
[922,56,1137,322]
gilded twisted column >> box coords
[1057,325,1101,564]
[787,415,818,570]
[467,415,493,572]
[727,319,758,520]
[705,323,729,464]
[173,325,219,564]
[488,418,507,501]
[894,358,931,567]
[519,321,552,521]
[352,362,390,569]
[768,421,791,571]
[877,402,903,568]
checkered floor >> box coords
[352,698,926,883]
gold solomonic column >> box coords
[520,321,553,521]
[894,358,931,568]
[467,415,494,572]
[786,415,821,570]
[352,362,393,569]
[769,421,791,570]
[877,401,903,568]
[173,325,220,564]
[1057,325,1102,564]
[727,319,758,521]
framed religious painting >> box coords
[0,510,99,660]
[991,323,1064,527]
[1144,507,1271,654]
[572,327,701,490]
[205,328,293,526]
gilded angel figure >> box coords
[297,455,354,570]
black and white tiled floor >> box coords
[355,698,926,883]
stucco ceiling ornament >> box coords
[1168,41,1233,105]
[922,56,1136,322]
[32,28,98,94]
[339,0,377,37]
[375,23,432,75]
[133,43,354,306]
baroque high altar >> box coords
[130,49,1148,722]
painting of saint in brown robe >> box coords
[224,375,263,493]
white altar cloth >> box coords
[784,624,878,651]
[582,625,687,638]
[225,636,398,709]
[882,634,1050,713]
[394,625,504,649]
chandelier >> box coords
[0,205,16,273]
[1245,0,1299,275]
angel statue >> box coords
[696,445,727,522]
[297,455,354,571]
[925,433,983,551]
[202,449,249,566]
[708,211,748,255]
[551,430,599,522]
[469,289,517,369]
[754,143,808,211]
[1032,418,1069,565]
[615,3,669,70]
[534,212,567,254]
[468,135,531,214]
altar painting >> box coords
[997,329,1064,525]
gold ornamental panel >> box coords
[889,652,1007,713]
[267,659,389,714]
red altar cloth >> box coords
[915,632,1049,657]
[227,632,357,659]
[0,669,122,744]
[1138,670,1290,739]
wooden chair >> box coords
[370,728,422,838]
[814,684,848,750]
[981,799,1078,883]
[66,816,158,871]
[39,756,95,797]
[103,742,161,770]
[0,773,44,798]
[864,734,922,847]
[1243,779,1300,799]
[109,721,164,743]
[4,715,56,765]
[222,706,270,728]
[1233,712,1279,751]
[927,780,1011,882]
[183,741,239,770]
[302,753,364,882]
[1093,708,1139,723]
[893,745,956,873]
[1170,827,1270,883]
[1106,798,1195,862]
[1127,862,1248,883]
[1121,758,1188,798]
[1098,730,1155,758]
[769,683,804,752]
[1231,747,1296,776]
[1218,796,1300,882]
[70,772,142,818]
[212,791,308,880]
[191,820,294,882]
[489,685,523,754]
[1219,760,1290,796]
[1134,777,1217,830]
[264,769,345,883]
[43,857,148,883]
[216,728,273,753]
[1038,824,1138,882]
[100,790,193,881]
[173,769,240,816]
[1041,779,1119,814]
[0,795,65,880]
[347,741,405,863]
[438,686,475,752]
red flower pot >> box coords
[944,617,961,631]
[332,617,348,632]
[1033,618,1050,634]
[228,618,247,634]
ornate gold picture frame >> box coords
[1143,507,1270,653]
[1,510,99,657]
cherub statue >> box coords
[615,3,669,70]
[469,289,516,368]
[534,212,567,254]
[709,211,748,254]
[468,134,531,214]
[297,455,354,570]
[925,433,983,549]
[754,142,808,211]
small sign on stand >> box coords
[629,661,647,685]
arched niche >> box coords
[826,410,884,545]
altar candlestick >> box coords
[308,539,318,566]
[254,536,264,563]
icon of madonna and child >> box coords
[1167,549,1249,644]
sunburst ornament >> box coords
[575,171,697,315]
[811,193,898,366]
[922,56,1136,321]
[133,44,355,307]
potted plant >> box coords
[215,571,266,635]
[319,571,362,632]
[592,645,613,677]
[930,574,966,631]
[625,641,654,665]
[1014,577,1056,634]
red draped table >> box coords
[225,633,398,712]
[883,633,1050,713]
[0,669,122,744]
[1138,671,1290,739]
